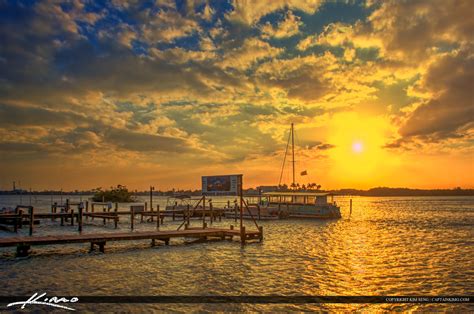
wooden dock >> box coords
[0,226,263,257]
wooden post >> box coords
[114,203,118,228]
[239,176,243,237]
[18,209,23,229]
[78,205,83,233]
[186,204,190,225]
[234,202,238,223]
[258,226,263,241]
[98,242,105,253]
[227,200,230,209]
[16,245,30,257]
[258,204,261,220]
[202,195,206,228]
[210,202,213,224]
[70,209,74,226]
[103,204,106,225]
[28,206,34,236]
[240,225,246,245]
[86,201,89,221]
[91,203,94,221]
[131,207,135,231]
[149,186,154,212]
[60,210,64,226]
[156,205,160,230]
[145,202,148,211]
[14,208,19,233]
[65,199,70,222]
[150,198,154,222]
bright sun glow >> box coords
[323,112,402,188]
[352,141,364,153]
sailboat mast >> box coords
[291,123,295,188]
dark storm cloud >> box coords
[399,49,474,140]
[365,0,473,61]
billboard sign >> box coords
[202,174,242,195]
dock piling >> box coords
[65,199,69,223]
[13,211,18,233]
[28,206,34,236]
[78,206,83,233]
[16,244,30,257]
[186,204,190,225]
[210,202,213,224]
[85,201,89,221]
[18,209,23,229]
[157,205,160,230]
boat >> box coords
[260,191,341,218]
[249,123,342,219]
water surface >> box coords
[0,195,473,311]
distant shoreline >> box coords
[1,187,473,197]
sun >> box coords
[352,141,364,154]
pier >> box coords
[0,226,262,257]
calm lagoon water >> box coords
[0,195,473,312]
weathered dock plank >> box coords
[0,227,263,256]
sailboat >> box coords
[257,123,342,219]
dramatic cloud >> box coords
[399,49,474,140]
[217,38,283,71]
[0,0,472,190]
[227,0,322,25]
[261,11,302,39]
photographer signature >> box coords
[7,292,78,311]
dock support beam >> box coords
[90,241,106,253]
[16,244,30,257]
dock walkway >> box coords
[0,227,263,257]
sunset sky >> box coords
[0,0,473,191]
